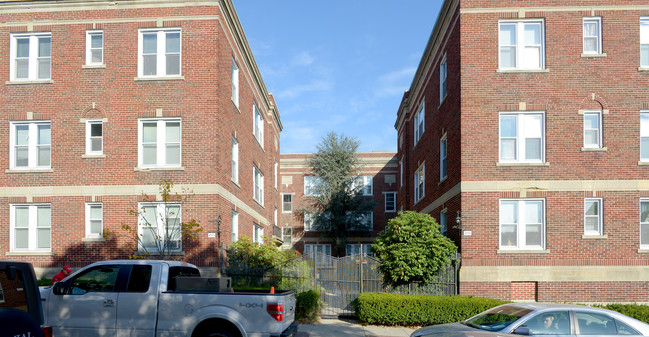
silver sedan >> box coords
[411,303,649,337]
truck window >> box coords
[167,266,200,291]
[0,268,29,312]
[127,265,152,292]
[69,265,120,294]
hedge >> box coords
[296,290,321,322]
[354,293,507,326]
[601,304,649,324]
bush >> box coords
[296,290,321,323]
[602,304,649,323]
[354,293,507,326]
[38,278,53,287]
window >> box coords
[69,265,120,294]
[641,112,649,162]
[499,19,545,70]
[583,110,602,148]
[641,200,649,249]
[414,103,425,145]
[385,192,397,212]
[641,19,649,68]
[500,199,545,250]
[253,166,264,205]
[304,244,331,257]
[583,17,602,55]
[440,209,447,236]
[253,224,263,244]
[346,211,373,231]
[304,176,323,196]
[440,134,448,180]
[231,211,238,243]
[231,137,238,183]
[10,204,51,252]
[232,59,239,107]
[281,227,292,248]
[584,198,603,236]
[522,311,571,335]
[138,118,181,168]
[575,311,619,335]
[10,32,51,81]
[85,203,103,239]
[86,120,103,155]
[274,208,277,226]
[440,55,447,103]
[282,194,292,212]
[253,103,264,147]
[86,30,103,65]
[127,265,152,293]
[274,161,278,189]
[10,121,51,170]
[346,244,371,256]
[138,203,182,252]
[414,164,425,203]
[352,176,373,196]
[399,159,404,188]
[138,28,181,78]
[304,212,316,231]
[500,112,545,163]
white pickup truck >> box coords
[40,260,297,337]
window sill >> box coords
[385,210,397,213]
[6,251,54,256]
[6,80,54,85]
[638,67,649,72]
[134,76,185,81]
[497,249,550,254]
[496,162,549,167]
[82,64,106,69]
[581,53,606,58]
[582,234,607,239]
[638,161,649,166]
[137,251,185,256]
[232,99,240,112]
[134,166,185,171]
[231,179,240,188]
[5,169,53,173]
[638,249,649,254]
[581,147,607,152]
[82,237,106,242]
[82,154,106,159]
[496,69,549,74]
[282,211,293,214]
[439,176,448,185]
[253,199,265,208]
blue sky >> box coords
[233,1,443,153]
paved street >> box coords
[297,318,416,337]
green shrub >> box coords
[38,278,53,287]
[354,293,507,326]
[296,290,321,323]
[602,304,649,323]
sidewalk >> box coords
[297,318,416,337]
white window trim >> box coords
[584,198,603,236]
[304,212,315,232]
[352,176,373,196]
[10,204,51,252]
[346,244,371,256]
[440,134,448,181]
[231,137,239,183]
[274,161,278,189]
[231,210,239,243]
[232,59,239,108]
[440,209,447,236]
[641,199,649,249]
[583,110,602,149]
[85,30,104,66]
[304,176,322,196]
[413,102,425,146]
[414,164,425,203]
[498,19,545,71]
[253,103,264,148]
[10,32,51,82]
[253,223,264,244]
[138,118,181,169]
[253,165,264,205]
[304,243,331,257]
[583,17,602,55]
[138,202,182,253]
[499,199,546,250]
[85,119,103,156]
[281,227,292,248]
[499,111,546,164]
[439,54,447,103]
[641,18,649,68]
[282,193,293,213]
[384,192,397,213]
[641,111,649,162]
[137,28,182,78]
[10,121,51,170]
[399,159,404,188]
[85,203,103,239]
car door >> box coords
[46,265,122,337]
[115,264,160,337]
[515,310,575,337]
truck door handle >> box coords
[103,299,115,307]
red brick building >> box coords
[278,152,398,257]
[396,0,649,302]
[0,0,282,275]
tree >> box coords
[116,179,202,260]
[303,132,376,256]
[371,211,457,287]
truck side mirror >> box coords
[52,282,64,295]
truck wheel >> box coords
[195,322,237,337]
[203,330,235,337]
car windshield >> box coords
[464,305,533,332]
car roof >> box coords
[493,303,621,315]
[87,260,197,268]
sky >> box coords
[232,1,444,154]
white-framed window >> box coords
[253,165,264,205]
[282,194,292,213]
[10,121,51,170]
[85,203,103,239]
[281,227,292,248]
[231,137,238,183]
[583,17,602,55]
[232,59,239,108]
[304,244,331,256]
[10,204,51,252]
[583,110,602,148]
[641,199,649,249]
[439,54,447,103]
[253,102,264,147]
[304,212,316,231]
[138,28,181,78]
[641,111,649,162]
[414,164,425,203]
[85,30,103,65]
[138,118,181,168]
[499,19,545,70]
[499,111,545,163]
[346,244,371,256]
[440,209,447,236]
[347,211,373,231]
[253,224,263,244]
[304,176,323,196]
[641,18,649,68]
[352,176,373,196]
[384,192,397,213]
[440,134,448,180]
[139,203,182,252]
[85,120,103,155]
[414,102,425,145]
[500,199,545,250]
[584,198,603,236]
[10,32,51,81]
[399,159,404,188]
[274,160,278,189]
[274,208,277,226]
[231,210,238,243]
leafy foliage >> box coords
[296,290,321,323]
[599,304,649,323]
[227,236,300,269]
[371,211,457,287]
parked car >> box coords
[40,260,297,337]
[411,303,649,337]
[0,260,52,337]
